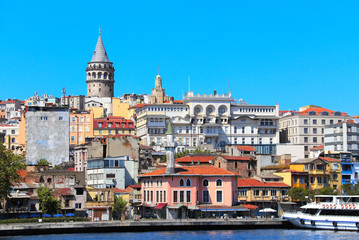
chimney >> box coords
[198,159,200,165]
[170,97,174,104]
[214,90,217,95]
[191,159,194,165]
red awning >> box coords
[154,203,167,209]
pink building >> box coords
[140,165,240,219]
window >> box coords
[179,179,184,187]
[238,190,247,196]
[186,179,191,187]
[72,117,76,122]
[180,191,184,203]
[330,120,334,124]
[173,191,178,202]
[216,191,223,203]
[313,137,317,143]
[304,137,308,143]
[304,128,308,134]
[262,190,268,196]
[203,190,209,203]
[216,179,222,187]
[71,136,75,142]
[254,190,260,196]
[304,119,308,124]
[203,179,209,187]
[322,119,326,124]
[271,190,277,196]
[75,203,82,209]
[304,146,308,151]
[313,119,317,124]
[76,188,84,195]
[317,177,322,184]
[186,191,191,203]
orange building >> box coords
[69,110,94,145]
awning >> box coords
[154,203,167,209]
[200,208,249,212]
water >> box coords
[0,229,358,240]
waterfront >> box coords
[0,229,357,240]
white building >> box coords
[136,90,279,151]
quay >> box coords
[0,218,290,236]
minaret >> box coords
[86,27,115,98]
[165,121,176,174]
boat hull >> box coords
[283,213,359,231]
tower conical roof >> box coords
[166,121,174,135]
[91,35,110,62]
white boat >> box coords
[283,195,359,231]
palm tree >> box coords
[113,196,128,220]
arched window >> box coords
[179,179,185,187]
[104,73,108,79]
[216,179,222,187]
[92,72,96,79]
[98,72,102,79]
[203,179,209,187]
[186,179,191,187]
[308,111,316,116]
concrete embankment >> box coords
[0,219,290,236]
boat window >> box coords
[303,209,318,215]
[319,209,359,217]
[315,197,333,202]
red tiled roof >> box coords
[175,156,216,163]
[114,188,129,193]
[310,145,324,150]
[140,165,239,177]
[129,103,151,109]
[235,146,257,152]
[128,184,141,189]
[140,145,154,149]
[241,204,258,210]
[319,157,340,162]
[59,188,74,196]
[67,168,75,172]
[299,107,348,116]
[336,119,357,125]
[237,178,290,188]
[163,100,184,104]
[221,156,252,161]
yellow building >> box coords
[274,169,309,189]
[86,106,104,119]
[0,123,23,154]
[289,157,341,191]
[93,116,135,137]
[70,110,94,145]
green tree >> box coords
[37,186,61,215]
[0,144,25,207]
[287,187,315,203]
[317,186,337,195]
[112,196,128,220]
[36,158,50,166]
[342,183,359,195]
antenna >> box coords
[62,87,66,98]
[157,66,159,75]
[188,75,190,92]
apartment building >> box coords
[69,110,94,145]
[279,105,348,158]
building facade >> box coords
[93,116,135,137]
[25,106,69,166]
[280,105,349,158]
[136,91,279,151]
[324,119,359,155]
[69,110,94,145]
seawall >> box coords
[0,219,290,236]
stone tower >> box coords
[150,75,169,104]
[86,28,115,98]
[165,121,176,174]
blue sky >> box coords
[0,1,358,115]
